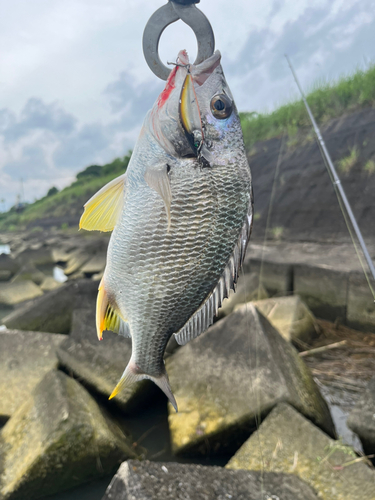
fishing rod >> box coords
[285,54,375,286]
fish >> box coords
[80,49,253,411]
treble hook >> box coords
[142,0,215,81]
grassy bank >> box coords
[240,64,375,148]
[0,154,131,231]
[1,64,375,231]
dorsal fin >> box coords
[79,173,126,232]
[96,280,130,341]
[174,208,253,346]
[144,165,172,230]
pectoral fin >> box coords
[80,173,126,232]
[96,281,130,340]
[144,166,172,230]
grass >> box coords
[0,154,131,231]
[2,64,375,231]
[338,147,359,174]
[240,64,375,149]
[364,159,375,175]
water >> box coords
[53,266,68,283]
[0,244,10,255]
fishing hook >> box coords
[142,0,215,81]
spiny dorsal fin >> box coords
[80,173,126,232]
[174,210,253,346]
[96,280,130,340]
[144,165,172,230]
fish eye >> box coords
[210,94,233,119]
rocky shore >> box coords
[0,229,375,499]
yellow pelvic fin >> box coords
[144,166,172,230]
[79,173,126,232]
[96,282,126,341]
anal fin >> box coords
[96,281,130,340]
[80,173,126,232]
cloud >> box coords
[1,98,77,143]
[104,71,162,130]
[53,122,111,169]
[1,0,375,207]
[227,0,375,112]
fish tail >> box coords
[109,359,178,412]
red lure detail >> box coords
[157,66,178,108]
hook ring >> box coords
[142,1,215,81]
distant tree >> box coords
[76,164,102,180]
[47,186,59,197]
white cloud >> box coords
[0,0,374,207]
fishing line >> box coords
[241,265,265,500]
[258,131,287,300]
[314,135,375,300]
[241,130,286,497]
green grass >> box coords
[2,64,375,231]
[0,154,131,231]
[338,147,359,174]
[240,64,375,149]
[364,159,375,175]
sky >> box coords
[1,0,375,207]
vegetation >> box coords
[2,65,375,232]
[0,153,131,231]
[240,64,375,148]
[364,159,375,175]
[338,147,359,174]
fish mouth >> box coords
[179,72,203,157]
[191,50,221,86]
[178,51,221,159]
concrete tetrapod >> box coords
[0,370,136,500]
[0,329,65,418]
[57,307,158,413]
[347,377,375,455]
[167,303,334,456]
[253,295,317,345]
[226,403,375,500]
[102,460,319,500]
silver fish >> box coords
[80,50,253,411]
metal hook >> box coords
[142,1,215,81]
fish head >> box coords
[149,50,241,165]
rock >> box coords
[14,247,54,268]
[11,263,46,286]
[253,295,317,344]
[293,264,348,322]
[347,377,375,455]
[102,460,319,500]
[40,276,62,292]
[80,254,106,277]
[346,272,375,332]
[64,239,108,276]
[218,272,268,317]
[2,279,98,334]
[57,308,156,412]
[167,304,334,456]
[0,254,20,279]
[243,257,293,295]
[226,403,375,500]
[0,370,136,500]
[0,281,43,306]
[0,270,12,282]
[0,329,65,418]
[51,247,70,264]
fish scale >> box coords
[80,50,253,409]
[107,149,250,378]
